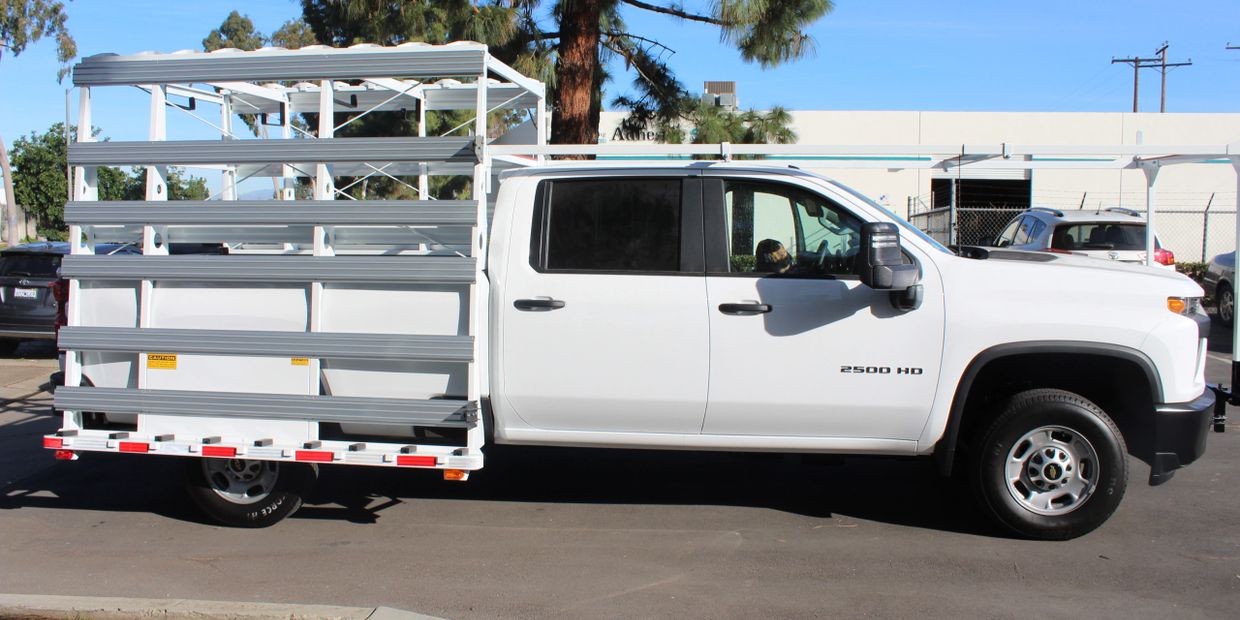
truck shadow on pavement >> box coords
[0,445,999,537]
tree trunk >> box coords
[551,0,603,148]
[0,133,20,247]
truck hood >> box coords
[947,248,1202,296]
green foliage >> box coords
[1176,261,1208,287]
[9,123,207,239]
[0,0,76,80]
[729,254,755,272]
[202,10,264,51]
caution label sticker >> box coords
[147,353,177,370]
[291,357,310,366]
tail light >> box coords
[51,279,69,333]
[1154,248,1175,266]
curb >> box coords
[0,594,442,620]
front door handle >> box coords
[514,298,566,311]
[718,302,772,315]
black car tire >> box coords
[185,459,317,528]
[973,389,1128,540]
[1217,282,1234,327]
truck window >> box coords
[724,181,861,276]
[994,218,1021,247]
[536,178,681,272]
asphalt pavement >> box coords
[1,334,1238,619]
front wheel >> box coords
[185,458,317,528]
[973,389,1128,540]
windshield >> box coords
[829,180,953,255]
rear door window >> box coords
[534,178,685,273]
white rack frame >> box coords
[56,43,547,471]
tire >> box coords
[973,389,1128,540]
[185,458,317,528]
[1217,282,1234,327]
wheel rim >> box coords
[1221,289,1233,323]
[1004,426,1099,516]
[202,459,279,505]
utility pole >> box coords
[1112,42,1191,113]
[1154,42,1192,113]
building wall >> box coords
[598,110,1240,216]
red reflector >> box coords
[396,455,437,467]
[119,442,149,453]
[53,449,76,460]
[202,446,237,458]
[44,437,64,449]
[295,450,333,462]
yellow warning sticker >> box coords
[147,353,177,370]
[291,357,310,366]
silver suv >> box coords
[989,207,1174,268]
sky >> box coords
[2,0,1239,147]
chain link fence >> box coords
[906,193,1239,264]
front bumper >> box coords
[1150,388,1217,485]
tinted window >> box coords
[994,218,1021,247]
[1052,223,1150,251]
[0,254,60,277]
[542,179,681,272]
[724,181,862,276]
[1011,217,1036,246]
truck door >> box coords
[500,176,709,433]
[701,177,944,439]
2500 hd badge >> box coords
[840,365,924,375]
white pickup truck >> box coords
[46,44,1220,540]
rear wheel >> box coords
[973,389,1127,540]
[1217,283,1234,327]
[185,458,317,528]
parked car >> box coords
[988,207,1175,268]
[0,241,138,355]
[1204,251,1236,326]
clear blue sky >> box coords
[2,0,1239,146]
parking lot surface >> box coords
[2,336,1239,619]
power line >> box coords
[1111,42,1192,112]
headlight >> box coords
[1167,296,1205,316]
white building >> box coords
[599,109,1240,261]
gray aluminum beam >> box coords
[61,255,476,283]
[69,137,475,166]
[59,327,473,362]
[66,200,478,226]
[56,386,476,427]
[72,46,488,86]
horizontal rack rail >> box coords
[61,255,477,283]
[68,137,476,166]
[55,386,476,427]
[72,44,489,86]
[59,327,473,362]
[65,200,479,226]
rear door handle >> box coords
[514,298,566,311]
[718,302,772,315]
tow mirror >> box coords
[859,222,919,291]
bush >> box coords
[1176,261,1208,286]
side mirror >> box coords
[977,236,995,247]
[859,222,919,291]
